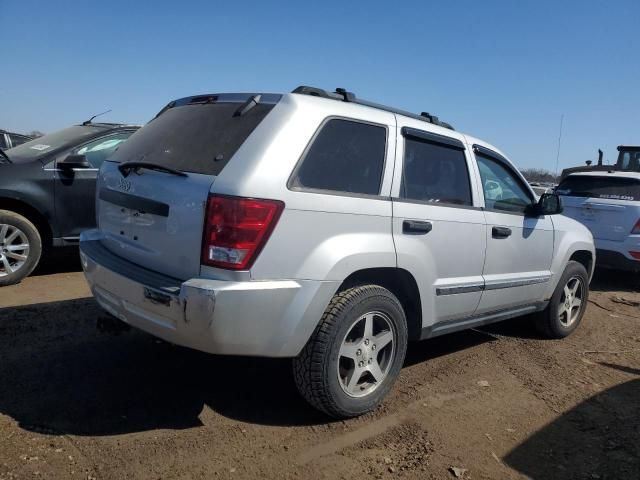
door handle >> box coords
[492,226,512,238]
[403,220,433,235]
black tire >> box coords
[534,260,589,339]
[0,210,42,287]
[292,285,408,418]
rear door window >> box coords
[291,119,387,196]
[109,101,276,175]
[557,176,640,201]
[401,137,472,205]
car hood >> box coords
[0,159,44,184]
[0,153,45,165]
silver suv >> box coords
[80,87,595,417]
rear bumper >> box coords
[594,236,640,271]
[595,248,640,272]
[79,233,338,357]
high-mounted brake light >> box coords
[631,219,640,235]
[201,195,284,270]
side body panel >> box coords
[478,210,554,310]
[52,165,99,238]
[544,214,596,299]
[222,94,399,283]
[0,161,56,235]
[468,139,555,312]
[390,119,486,329]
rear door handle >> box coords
[403,220,433,235]
[492,226,512,238]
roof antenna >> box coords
[83,109,112,126]
[554,114,564,177]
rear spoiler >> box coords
[559,165,616,181]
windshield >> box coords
[108,102,276,175]
[6,125,105,163]
[617,150,640,171]
[557,175,640,201]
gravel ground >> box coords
[0,255,638,479]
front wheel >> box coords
[0,210,42,287]
[534,260,589,338]
[293,285,408,418]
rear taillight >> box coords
[201,195,284,270]
[630,251,640,260]
[631,219,640,235]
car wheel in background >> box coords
[0,210,42,287]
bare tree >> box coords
[520,168,558,183]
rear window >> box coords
[557,175,640,201]
[291,119,387,195]
[109,102,275,175]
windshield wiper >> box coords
[118,161,187,178]
[0,149,11,164]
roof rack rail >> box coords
[291,85,454,130]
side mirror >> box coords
[528,193,563,216]
[59,154,90,169]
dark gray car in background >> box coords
[0,129,33,150]
[0,122,138,285]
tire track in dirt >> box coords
[296,389,477,464]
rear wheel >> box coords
[293,285,408,418]
[535,260,589,338]
[0,210,42,286]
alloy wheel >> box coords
[0,224,30,277]
[337,311,396,398]
[558,276,584,327]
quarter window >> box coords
[292,119,387,195]
[401,137,472,205]
[476,154,532,213]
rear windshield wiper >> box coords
[0,149,11,163]
[118,161,188,178]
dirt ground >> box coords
[1,254,639,480]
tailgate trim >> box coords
[99,188,170,217]
[80,238,182,293]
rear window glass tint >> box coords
[557,176,640,201]
[292,119,386,195]
[109,102,275,175]
[401,138,472,205]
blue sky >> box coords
[2,0,638,171]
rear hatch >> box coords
[96,94,279,280]
[557,174,640,242]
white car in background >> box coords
[557,171,640,271]
[529,182,555,197]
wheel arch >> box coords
[569,250,594,278]
[337,267,423,341]
[0,197,53,248]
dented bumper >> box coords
[80,235,337,357]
